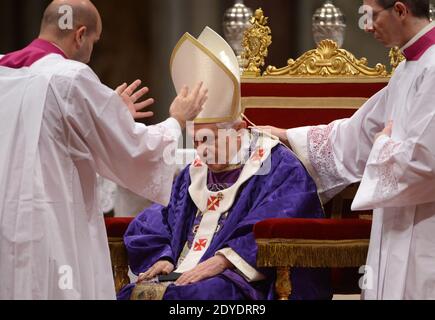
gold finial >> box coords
[264,39,388,77]
[389,47,406,74]
[241,8,272,77]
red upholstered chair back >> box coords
[241,39,391,130]
[242,79,388,128]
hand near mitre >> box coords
[116,80,208,129]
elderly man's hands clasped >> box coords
[137,255,233,286]
[137,260,175,283]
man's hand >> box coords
[137,260,174,283]
[256,126,290,147]
[170,82,208,129]
[116,80,155,120]
[375,121,393,142]
[175,255,233,286]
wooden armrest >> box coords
[105,218,134,294]
[108,237,130,294]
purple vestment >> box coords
[118,145,332,300]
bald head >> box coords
[40,0,101,38]
[39,0,102,64]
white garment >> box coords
[0,54,181,300]
[287,42,435,298]
[112,149,197,217]
[114,185,152,217]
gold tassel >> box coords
[256,239,369,268]
[131,282,171,301]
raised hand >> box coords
[175,255,233,286]
[116,80,155,120]
[170,82,208,129]
[137,260,175,283]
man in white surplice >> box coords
[265,0,435,299]
[0,0,207,300]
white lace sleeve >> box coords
[288,88,389,203]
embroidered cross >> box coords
[252,148,265,162]
[193,158,203,168]
[194,239,208,251]
[207,193,224,211]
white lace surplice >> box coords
[287,46,435,299]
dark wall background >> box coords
[0,0,397,124]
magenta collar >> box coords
[0,38,67,68]
[30,39,67,59]
[403,26,435,61]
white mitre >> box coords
[170,27,241,124]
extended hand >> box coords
[170,82,208,129]
[175,255,233,286]
[375,121,393,142]
[137,260,174,283]
[116,80,155,120]
[256,126,290,146]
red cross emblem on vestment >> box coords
[193,158,203,168]
[207,193,224,211]
[252,148,265,161]
[194,239,208,251]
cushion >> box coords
[105,217,134,238]
[254,218,372,240]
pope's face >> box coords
[192,122,246,172]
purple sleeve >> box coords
[124,204,174,275]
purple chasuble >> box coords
[117,145,333,301]
[0,39,66,68]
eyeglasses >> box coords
[372,3,395,22]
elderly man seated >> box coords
[117,27,332,300]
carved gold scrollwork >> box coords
[389,46,406,74]
[242,8,272,77]
[264,39,388,77]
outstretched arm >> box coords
[285,88,388,203]
[64,68,206,205]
